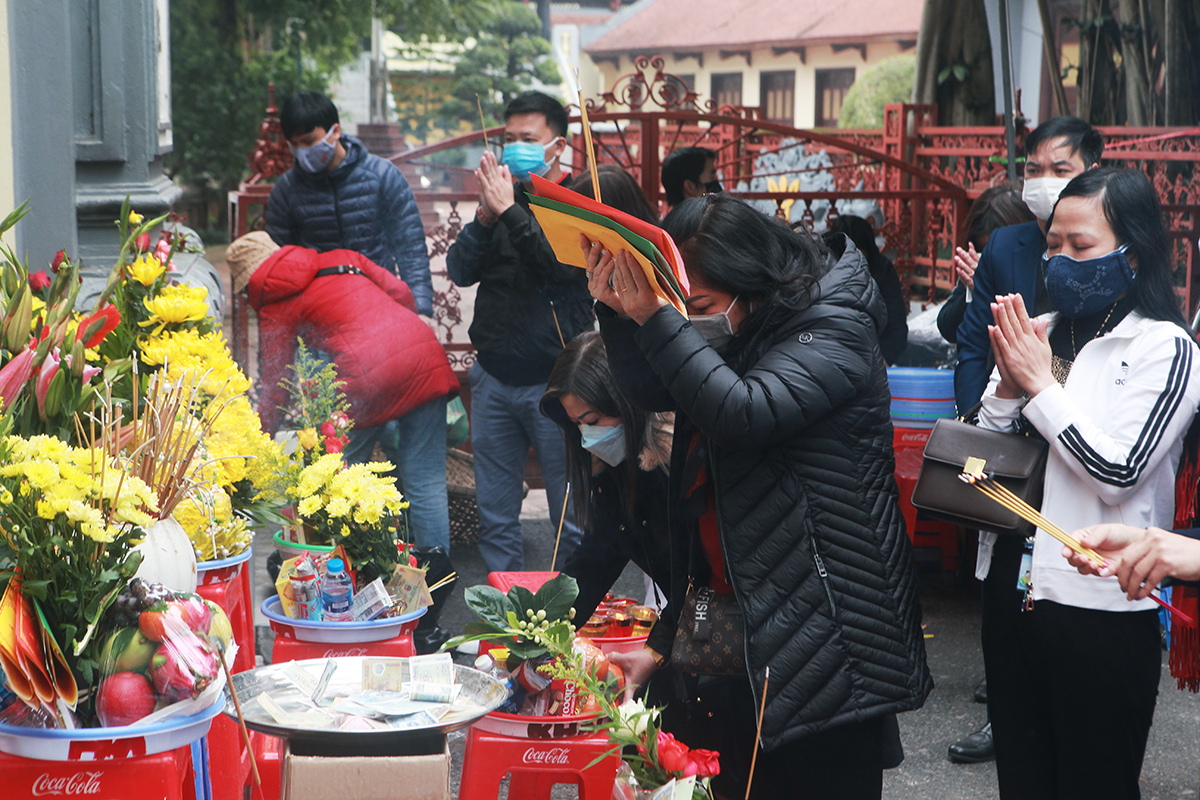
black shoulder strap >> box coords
[315,265,364,278]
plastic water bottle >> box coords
[321,558,354,622]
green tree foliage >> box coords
[168,0,496,224]
[441,3,563,130]
[838,54,917,129]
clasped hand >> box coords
[579,234,667,325]
[475,151,515,222]
[989,294,1054,399]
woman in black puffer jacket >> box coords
[584,195,932,800]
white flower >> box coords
[616,698,656,736]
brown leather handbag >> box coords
[670,585,746,676]
[910,417,1048,536]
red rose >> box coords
[656,731,690,774]
[136,232,151,252]
[50,250,64,273]
[319,421,336,437]
[29,271,51,291]
[324,436,344,454]
[687,748,720,779]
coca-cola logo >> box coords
[522,747,571,766]
[322,647,368,657]
[31,771,103,796]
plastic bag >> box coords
[96,580,233,727]
[446,397,468,449]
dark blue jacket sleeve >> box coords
[381,167,433,316]
[954,236,1000,414]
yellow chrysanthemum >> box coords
[140,285,209,332]
[127,254,165,286]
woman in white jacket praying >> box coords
[975,167,1200,800]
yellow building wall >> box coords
[0,0,13,220]
[591,40,908,128]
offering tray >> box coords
[226,657,507,752]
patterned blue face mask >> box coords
[579,423,626,467]
[1043,244,1135,319]
[289,126,338,173]
[502,138,560,182]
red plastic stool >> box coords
[196,549,256,674]
[269,630,416,663]
[487,571,558,593]
[459,724,619,799]
[0,745,197,799]
[894,445,960,572]
[245,731,284,800]
[205,714,252,800]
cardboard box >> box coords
[281,739,450,800]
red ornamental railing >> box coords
[228,62,1200,376]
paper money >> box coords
[362,658,406,693]
[407,681,460,704]
[282,661,317,696]
[256,692,335,729]
[386,564,431,614]
[408,652,454,685]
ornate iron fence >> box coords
[228,65,1200,376]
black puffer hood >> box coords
[816,233,887,337]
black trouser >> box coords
[982,535,1160,800]
[653,675,889,800]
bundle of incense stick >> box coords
[958,471,1108,566]
[960,469,1196,626]
[427,572,457,593]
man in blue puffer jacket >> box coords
[265,91,434,317]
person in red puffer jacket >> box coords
[228,231,460,554]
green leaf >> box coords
[0,200,31,238]
[543,619,573,649]
[462,620,508,638]
[530,573,578,622]
[507,585,535,614]
[463,584,513,629]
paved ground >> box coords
[249,491,1200,799]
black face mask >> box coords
[703,180,723,194]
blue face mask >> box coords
[1043,244,1135,319]
[579,423,626,467]
[289,127,338,173]
[502,138,560,182]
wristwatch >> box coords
[644,645,667,670]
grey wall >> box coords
[10,0,78,271]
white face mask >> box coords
[1022,177,1073,221]
[579,423,626,467]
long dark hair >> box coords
[1048,167,1189,332]
[964,183,1035,248]
[663,194,829,349]
[568,165,660,225]
[540,331,653,529]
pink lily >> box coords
[81,364,101,382]
[0,347,36,412]
[35,348,60,419]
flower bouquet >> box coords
[261,340,411,586]
[0,202,274,731]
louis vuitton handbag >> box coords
[670,584,746,676]
[910,416,1048,536]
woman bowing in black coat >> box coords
[582,194,932,800]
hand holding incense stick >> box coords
[960,468,1196,626]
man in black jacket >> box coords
[446,92,593,572]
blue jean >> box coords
[469,363,581,572]
[344,396,451,553]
